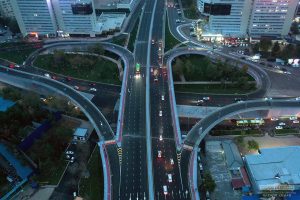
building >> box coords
[73,128,89,141]
[10,0,58,37]
[10,0,127,37]
[245,146,300,194]
[93,0,136,12]
[248,0,299,37]
[0,0,14,18]
[222,140,243,171]
[197,0,252,37]
[197,0,299,38]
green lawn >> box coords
[165,13,180,51]
[34,54,121,85]
[175,84,256,94]
[128,17,140,52]
[0,48,36,64]
[274,129,299,135]
[111,37,127,47]
[79,147,103,200]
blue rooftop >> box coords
[73,128,88,137]
[0,97,15,112]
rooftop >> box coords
[0,97,15,112]
[222,140,243,170]
[73,128,88,137]
[245,146,300,190]
[93,0,132,9]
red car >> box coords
[9,64,14,69]
[66,76,72,81]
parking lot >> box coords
[205,141,241,200]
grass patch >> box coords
[0,48,36,64]
[34,54,121,85]
[79,147,103,200]
[274,129,299,135]
[211,129,262,136]
[111,37,127,46]
[128,17,140,52]
[175,84,256,94]
[165,13,180,51]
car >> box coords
[289,116,297,120]
[159,110,162,117]
[40,97,47,102]
[271,117,279,121]
[89,88,97,92]
[44,73,51,78]
[159,135,163,141]
[234,98,242,102]
[176,19,180,23]
[293,120,299,124]
[89,83,96,86]
[66,76,72,81]
[274,65,280,69]
[264,97,272,100]
[296,97,300,101]
[158,150,162,158]
[73,192,77,198]
[181,20,186,23]
[275,126,283,130]
[15,64,20,68]
[170,158,174,165]
[151,39,155,44]
[151,68,153,73]
[66,151,74,155]
[74,86,79,90]
[52,75,57,80]
[279,122,286,126]
[168,174,172,183]
[161,95,164,101]
[9,64,14,69]
[203,97,210,101]
[197,99,204,105]
[163,185,168,195]
[154,78,158,82]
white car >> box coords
[159,110,162,117]
[89,88,97,92]
[264,97,272,100]
[289,116,297,120]
[44,73,51,78]
[161,95,164,101]
[66,151,74,155]
[203,97,210,101]
[170,158,174,165]
[293,120,299,124]
[74,86,79,90]
[270,117,279,121]
[296,97,300,101]
[15,64,20,68]
[275,126,283,130]
[176,19,180,23]
[168,174,172,183]
[159,135,163,141]
[163,185,168,195]
[158,150,162,158]
[279,122,286,126]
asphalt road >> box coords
[149,0,190,199]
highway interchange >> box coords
[1,0,300,199]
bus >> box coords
[236,119,264,126]
[135,63,141,78]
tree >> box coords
[280,44,295,60]
[173,58,184,75]
[252,43,260,54]
[248,140,259,150]
[203,172,216,193]
[271,41,281,57]
[290,22,299,35]
[259,38,272,52]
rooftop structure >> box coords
[95,13,126,34]
[0,0,14,18]
[0,97,15,112]
[222,140,243,171]
[93,0,135,11]
[245,146,300,194]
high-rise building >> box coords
[197,0,299,38]
[248,0,299,37]
[0,0,14,18]
[10,0,57,37]
[198,0,251,37]
[51,0,97,37]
